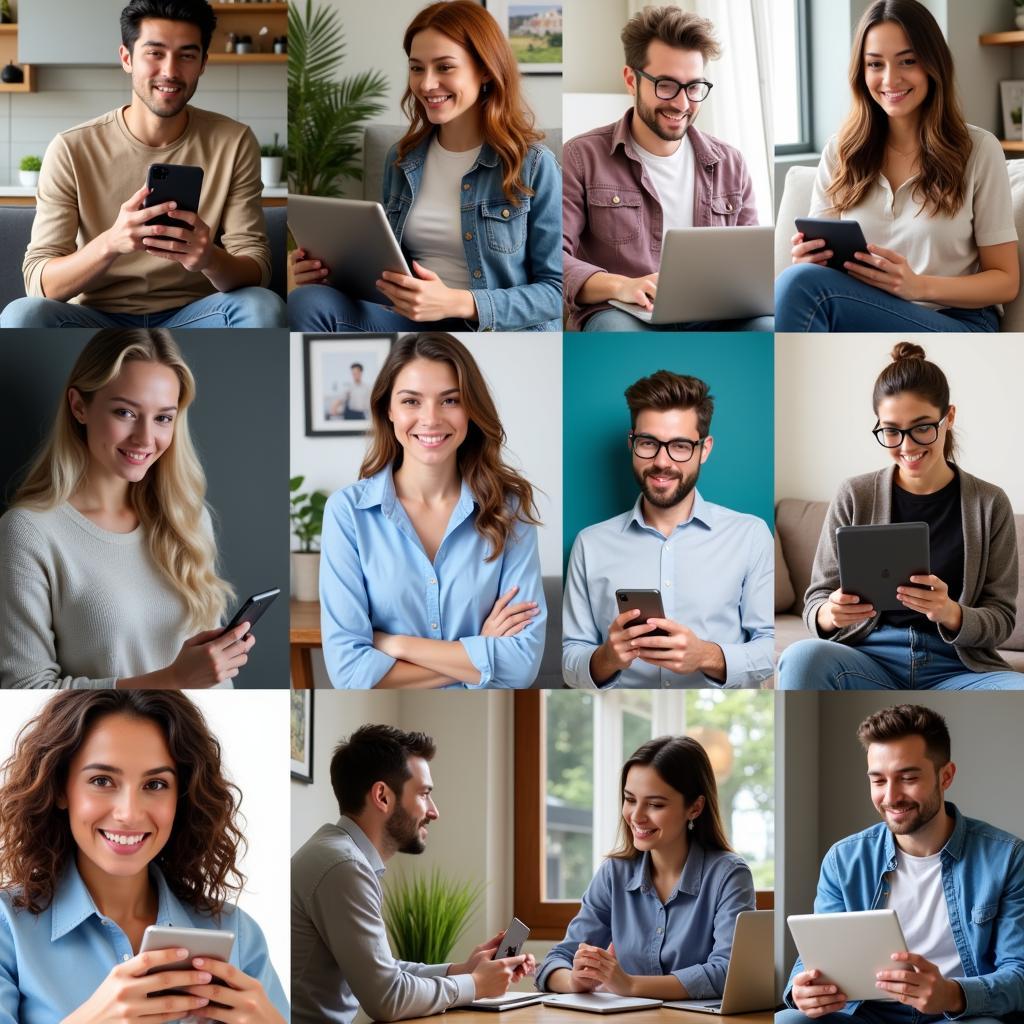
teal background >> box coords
[562,333,774,569]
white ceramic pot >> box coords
[1017,10,1024,29]
[291,551,321,603]
[260,156,283,187]
[18,170,39,188]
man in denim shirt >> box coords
[563,7,766,333]
[780,704,1024,1024]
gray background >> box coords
[0,329,289,689]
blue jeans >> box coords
[777,625,1024,690]
[582,308,775,333]
[287,284,468,333]
[0,287,287,328]
[775,264,999,333]
[776,1005,1002,1024]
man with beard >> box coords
[561,370,773,689]
[1,0,284,328]
[291,724,533,1024]
[562,6,762,333]
[780,704,1024,1024]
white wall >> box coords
[563,0,626,93]
[0,691,290,999]
[775,333,1024,510]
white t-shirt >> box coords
[887,848,964,979]
[402,137,481,291]
[810,125,1017,309]
[632,133,695,231]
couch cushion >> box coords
[535,574,564,688]
[774,613,810,661]
[775,498,828,617]
[774,526,795,613]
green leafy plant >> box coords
[288,0,390,196]
[290,475,328,552]
[383,869,484,964]
[19,155,41,172]
[0,1,12,25]
[260,132,287,159]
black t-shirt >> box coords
[881,465,964,635]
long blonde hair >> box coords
[14,329,231,630]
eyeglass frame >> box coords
[871,414,948,448]
[631,67,714,102]
[629,431,708,463]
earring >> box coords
[687,819,694,832]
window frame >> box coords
[775,0,814,155]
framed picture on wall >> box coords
[1001,80,1024,141]
[484,1,563,74]
[291,690,314,783]
[303,334,395,436]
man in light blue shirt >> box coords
[562,370,773,689]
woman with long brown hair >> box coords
[536,736,755,1000]
[319,332,546,688]
[0,691,287,1021]
[289,0,561,333]
[776,0,1018,332]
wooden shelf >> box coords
[0,64,34,92]
[1001,140,1024,153]
[207,52,287,63]
[980,30,1024,45]
[0,24,34,93]
[0,24,17,35]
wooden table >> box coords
[289,599,322,690]
[401,1008,774,1024]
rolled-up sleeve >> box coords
[216,126,271,286]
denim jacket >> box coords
[382,135,562,332]
[785,803,1024,1019]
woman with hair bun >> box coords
[289,0,561,333]
[778,342,1023,689]
[536,736,755,1000]
[777,0,1018,332]
[0,328,253,689]
[0,690,287,1021]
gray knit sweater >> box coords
[803,465,1018,672]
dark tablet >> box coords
[836,523,930,612]
[795,217,869,273]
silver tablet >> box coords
[836,523,930,612]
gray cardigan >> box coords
[803,465,1018,672]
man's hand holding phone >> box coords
[143,206,214,273]
[590,609,657,683]
[102,183,182,258]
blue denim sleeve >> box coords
[319,491,397,689]
[472,145,563,331]
[459,520,546,688]
[561,532,616,690]
[718,520,775,689]
[234,905,290,1016]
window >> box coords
[774,0,813,153]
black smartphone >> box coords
[143,162,204,228]
[494,917,530,959]
[615,589,669,637]
[219,588,280,639]
[794,217,869,273]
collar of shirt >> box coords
[623,489,715,537]
[51,859,193,942]
[880,801,966,872]
[337,815,387,878]
[623,843,707,903]
[608,109,722,171]
[397,130,500,175]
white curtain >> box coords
[625,0,774,224]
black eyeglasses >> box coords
[872,415,948,448]
[632,67,713,102]
[630,432,706,463]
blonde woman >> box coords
[0,328,253,688]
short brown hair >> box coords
[624,370,714,436]
[857,704,951,768]
[621,6,722,68]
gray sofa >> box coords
[775,498,1024,671]
[0,204,288,310]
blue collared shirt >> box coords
[561,491,774,689]
[320,467,547,689]
[0,859,287,1024]
[536,845,755,999]
[784,803,1024,1019]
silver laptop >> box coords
[663,910,775,1015]
[287,195,412,304]
[608,226,774,325]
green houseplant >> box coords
[383,869,483,964]
[260,133,287,187]
[290,475,328,602]
[288,0,390,196]
[19,155,41,187]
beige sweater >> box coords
[0,504,193,688]
[23,105,270,313]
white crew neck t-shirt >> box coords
[632,133,695,231]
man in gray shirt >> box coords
[291,724,532,1023]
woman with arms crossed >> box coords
[536,737,755,1000]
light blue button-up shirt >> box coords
[536,845,755,999]
[0,859,287,1024]
[320,467,546,689]
[561,491,774,689]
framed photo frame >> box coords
[484,1,563,75]
[1001,80,1024,142]
[291,690,314,783]
[303,334,396,436]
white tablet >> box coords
[787,909,908,1002]
[541,993,663,1014]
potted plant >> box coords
[18,155,41,188]
[1016,0,1024,30]
[290,475,328,602]
[383,869,483,963]
[260,133,287,187]
[288,0,389,195]
[0,1,13,25]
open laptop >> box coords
[607,226,773,325]
[663,910,775,1015]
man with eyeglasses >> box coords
[561,370,774,689]
[563,6,761,332]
